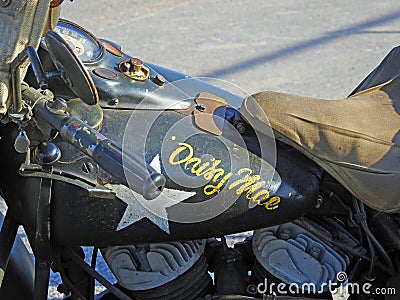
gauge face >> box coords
[54,19,103,62]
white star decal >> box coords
[112,155,196,234]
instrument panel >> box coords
[54,19,103,62]
[44,19,193,111]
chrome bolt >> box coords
[310,246,321,259]
[236,122,246,134]
[315,194,324,209]
[108,98,119,106]
[196,104,206,112]
[153,74,166,86]
[279,228,291,240]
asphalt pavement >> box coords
[61,0,400,99]
[40,0,400,298]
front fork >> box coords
[0,211,35,299]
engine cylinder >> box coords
[252,219,355,296]
[102,240,211,300]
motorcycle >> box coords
[0,17,399,300]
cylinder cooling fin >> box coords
[102,239,211,299]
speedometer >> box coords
[54,19,103,62]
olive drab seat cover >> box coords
[0,0,60,114]
[241,47,400,212]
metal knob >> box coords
[34,142,61,165]
[118,57,150,81]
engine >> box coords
[251,219,356,296]
[100,217,359,299]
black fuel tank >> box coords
[0,106,322,247]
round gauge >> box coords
[54,19,103,62]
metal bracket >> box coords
[33,169,53,300]
[19,163,116,200]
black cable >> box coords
[363,222,394,270]
[54,249,88,300]
[365,235,375,279]
[348,258,362,282]
[328,191,352,214]
[60,271,88,300]
[360,256,394,276]
[352,199,375,278]
[298,218,366,256]
[352,198,394,271]
[326,192,363,243]
[298,218,394,275]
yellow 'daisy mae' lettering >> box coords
[168,142,280,210]
[204,173,232,196]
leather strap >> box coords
[193,92,227,136]
[50,0,65,8]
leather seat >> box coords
[241,79,400,212]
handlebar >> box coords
[22,86,165,200]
